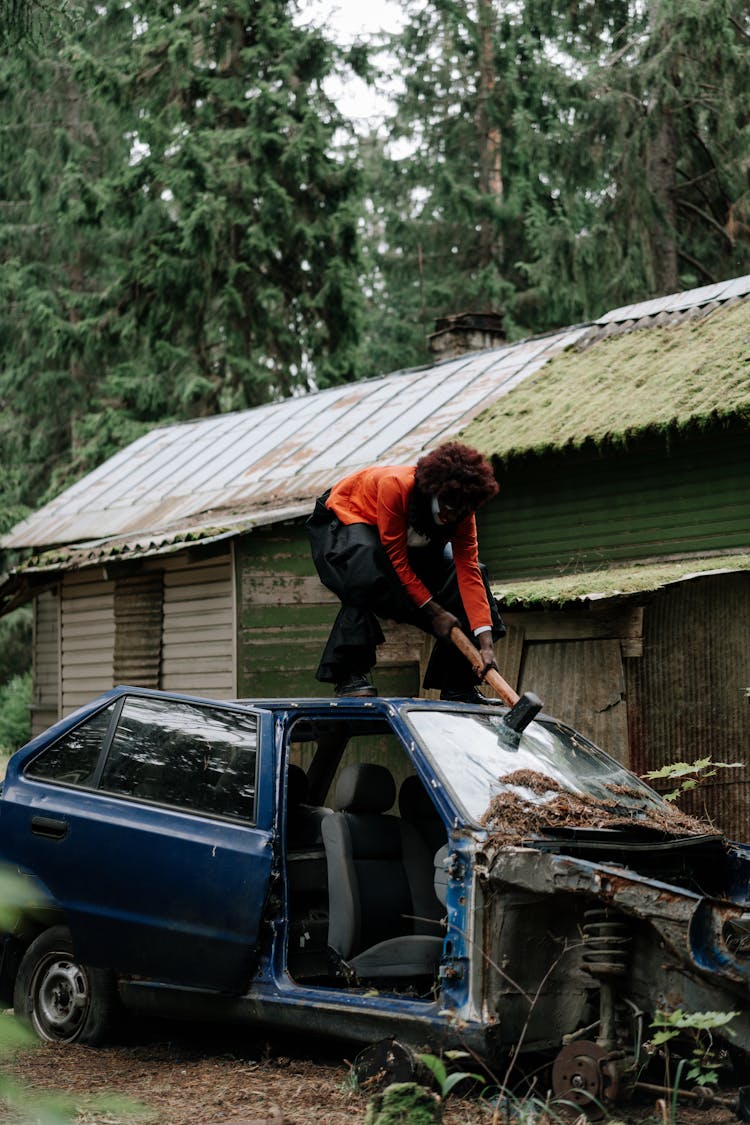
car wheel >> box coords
[13,925,117,1045]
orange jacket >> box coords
[326,465,492,632]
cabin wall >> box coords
[626,571,750,840]
[159,552,234,698]
[31,547,235,721]
[30,587,61,737]
[235,525,422,701]
[479,426,750,578]
[505,607,643,763]
[61,570,115,714]
[26,530,749,840]
[504,574,750,837]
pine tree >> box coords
[0,0,364,518]
[356,0,580,375]
[358,0,750,370]
[521,0,750,318]
[0,5,135,514]
[80,0,364,422]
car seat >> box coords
[322,762,444,980]
[398,774,447,858]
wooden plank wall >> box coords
[160,552,235,698]
[236,525,421,699]
[503,607,644,763]
[31,587,61,736]
[479,426,750,578]
[61,569,115,714]
[113,573,163,688]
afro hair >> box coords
[414,442,498,513]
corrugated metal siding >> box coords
[521,639,629,762]
[161,552,234,697]
[627,572,750,839]
[113,573,163,687]
[31,587,61,734]
[479,426,750,578]
[61,570,115,715]
[236,526,423,699]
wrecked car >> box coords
[1,686,749,1113]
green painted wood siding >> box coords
[235,527,421,699]
[477,425,750,579]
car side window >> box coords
[25,703,116,787]
[98,696,258,822]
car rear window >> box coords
[26,703,116,787]
[98,696,258,822]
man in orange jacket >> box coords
[306,441,505,701]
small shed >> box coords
[2,275,749,832]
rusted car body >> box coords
[0,687,748,1113]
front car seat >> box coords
[322,762,444,980]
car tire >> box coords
[13,925,117,1045]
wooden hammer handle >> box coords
[449,626,520,708]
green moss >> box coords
[493,554,750,608]
[462,301,750,462]
[364,1083,443,1125]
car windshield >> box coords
[407,709,671,827]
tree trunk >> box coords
[476,0,503,270]
[646,103,679,294]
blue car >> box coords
[1,686,749,1114]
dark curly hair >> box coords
[414,442,498,514]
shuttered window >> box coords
[113,573,164,688]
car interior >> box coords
[283,718,448,994]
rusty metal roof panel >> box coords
[596,274,750,324]
[4,328,587,551]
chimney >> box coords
[428,311,506,360]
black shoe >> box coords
[440,687,496,705]
[335,673,378,697]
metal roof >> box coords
[595,273,750,324]
[3,324,589,551]
[5,273,749,563]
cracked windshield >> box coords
[408,711,668,825]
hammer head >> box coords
[503,691,543,733]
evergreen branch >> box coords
[675,248,717,284]
[729,15,750,42]
[675,198,733,246]
[675,167,721,192]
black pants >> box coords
[306,496,505,690]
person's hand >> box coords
[477,632,499,681]
[422,600,460,639]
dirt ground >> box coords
[0,1019,745,1125]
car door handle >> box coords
[30,816,69,840]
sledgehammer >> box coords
[449,626,543,733]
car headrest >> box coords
[398,774,439,822]
[335,763,395,814]
[287,764,310,807]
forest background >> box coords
[0,0,749,752]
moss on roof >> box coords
[462,299,750,462]
[494,554,750,608]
